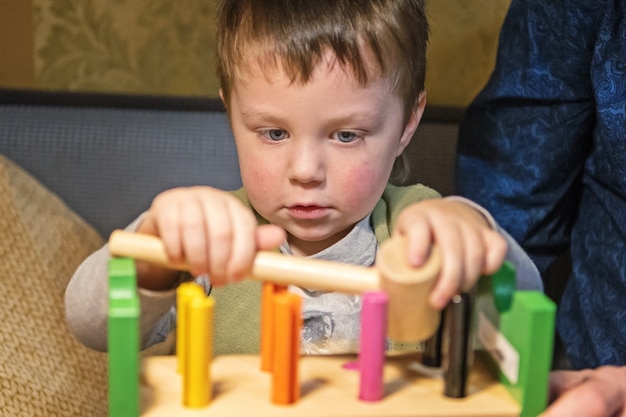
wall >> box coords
[0,0,34,88]
[1,0,511,107]
[426,0,510,106]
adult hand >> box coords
[540,366,626,417]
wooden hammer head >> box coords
[377,237,441,342]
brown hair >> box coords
[216,0,429,184]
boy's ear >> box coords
[219,88,231,113]
[397,92,427,156]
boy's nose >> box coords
[287,139,325,184]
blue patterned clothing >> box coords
[456,0,626,369]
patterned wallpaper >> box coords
[32,0,510,107]
[34,0,219,96]
[426,0,510,106]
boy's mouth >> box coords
[287,205,329,220]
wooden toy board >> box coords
[140,353,520,417]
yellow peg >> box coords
[183,295,215,408]
[176,283,205,374]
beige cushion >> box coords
[0,156,108,416]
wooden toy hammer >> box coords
[108,230,442,342]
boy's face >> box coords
[226,52,424,256]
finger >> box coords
[222,201,258,284]
[548,370,591,402]
[400,212,434,267]
[152,199,185,265]
[180,197,211,277]
[481,229,508,275]
[428,222,464,310]
[136,211,158,236]
[205,195,241,286]
[256,224,287,250]
[458,223,485,292]
[541,370,625,417]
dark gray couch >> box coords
[0,88,461,239]
[1,89,575,416]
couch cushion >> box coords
[0,155,108,416]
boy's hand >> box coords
[135,186,285,290]
[393,198,507,309]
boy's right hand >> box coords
[134,186,286,290]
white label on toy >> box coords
[477,312,519,384]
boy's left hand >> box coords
[393,198,507,309]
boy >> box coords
[66,0,541,355]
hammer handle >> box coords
[108,230,380,293]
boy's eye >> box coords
[262,129,288,141]
[335,131,359,143]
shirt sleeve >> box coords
[64,214,201,352]
[455,0,601,275]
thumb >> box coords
[255,224,287,251]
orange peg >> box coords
[261,282,287,372]
[271,292,301,405]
